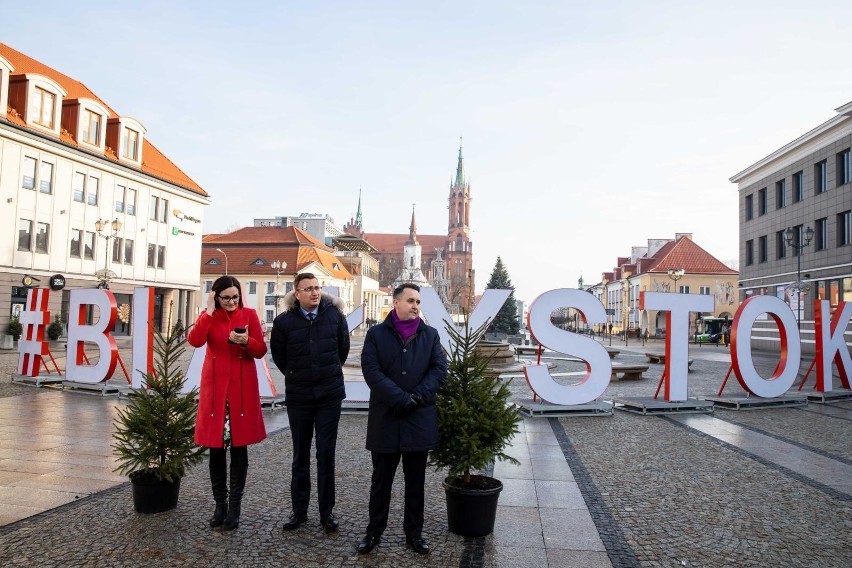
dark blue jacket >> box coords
[271,292,350,405]
[361,314,447,452]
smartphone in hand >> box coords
[228,327,247,344]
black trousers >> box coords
[286,399,342,518]
[366,450,428,538]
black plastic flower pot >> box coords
[442,475,503,537]
[130,472,181,514]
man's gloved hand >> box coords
[410,393,425,408]
[394,394,420,417]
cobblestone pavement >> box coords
[1,339,851,567]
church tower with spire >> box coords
[343,186,365,239]
[393,205,429,288]
[445,139,474,311]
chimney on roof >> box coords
[675,233,693,241]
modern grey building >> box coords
[730,101,852,354]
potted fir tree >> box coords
[430,319,520,537]
[112,320,204,514]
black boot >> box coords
[224,446,248,531]
[209,448,228,528]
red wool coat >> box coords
[187,307,267,448]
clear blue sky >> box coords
[6,1,851,302]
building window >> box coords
[265,296,276,306]
[160,199,169,223]
[699,286,711,295]
[124,239,134,264]
[18,219,33,251]
[266,310,274,323]
[22,156,36,189]
[157,245,165,268]
[792,171,804,202]
[745,239,754,266]
[32,87,56,128]
[73,172,85,202]
[112,238,123,262]
[35,222,50,253]
[150,196,159,221]
[123,128,139,160]
[266,282,276,294]
[758,235,768,263]
[815,160,827,194]
[776,230,787,259]
[147,244,156,267]
[758,188,767,216]
[679,285,690,294]
[38,161,53,194]
[84,231,95,259]
[115,185,126,213]
[838,149,851,186]
[127,189,137,215]
[775,180,786,209]
[70,229,82,257]
[838,210,851,247]
[87,177,99,205]
[81,110,101,145]
[815,218,827,251]
[248,281,258,295]
[204,280,213,293]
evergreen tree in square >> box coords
[485,257,520,335]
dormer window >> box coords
[252,258,267,265]
[206,258,220,265]
[81,109,102,145]
[33,87,56,128]
[122,127,139,160]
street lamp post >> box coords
[784,225,815,329]
[270,260,287,317]
[622,281,630,347]
[94,218,122,289]
[215,248,228,275]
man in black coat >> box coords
[271,273,350,533]
[356,283,447,555]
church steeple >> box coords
[455,138,465,187]
[407,204,418,245]
[355,186,363,228]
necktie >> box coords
[307,313,315,321]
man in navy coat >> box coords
[356,283,447,555]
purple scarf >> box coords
[391,310,420,343]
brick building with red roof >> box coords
[0,43,208,331]
[588,233,738,336]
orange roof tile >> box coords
[0,42,206,197]
[201,226,341,276]
[645,236,737,275]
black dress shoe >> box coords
[357,534,381,554]
[320,513,339,532]
[281,513,308,532]
[406,535,430,555]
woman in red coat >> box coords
[187,275,267,531]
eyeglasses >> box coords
[217,295,240,303]
[297,286,321,293]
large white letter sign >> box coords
[419,287,511,353]
[730,295,800,398]
[640,291,714,401]
[523,289,610,405]
[17,288,51,376]
[131,287,155,388]
[814,300,851,392]
[65,289,118,384]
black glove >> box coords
[393,395,419,418]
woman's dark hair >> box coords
[211,275,244,308]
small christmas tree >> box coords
[431,318,520,486]
[485,257,520,335]
[112,320,204,483]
